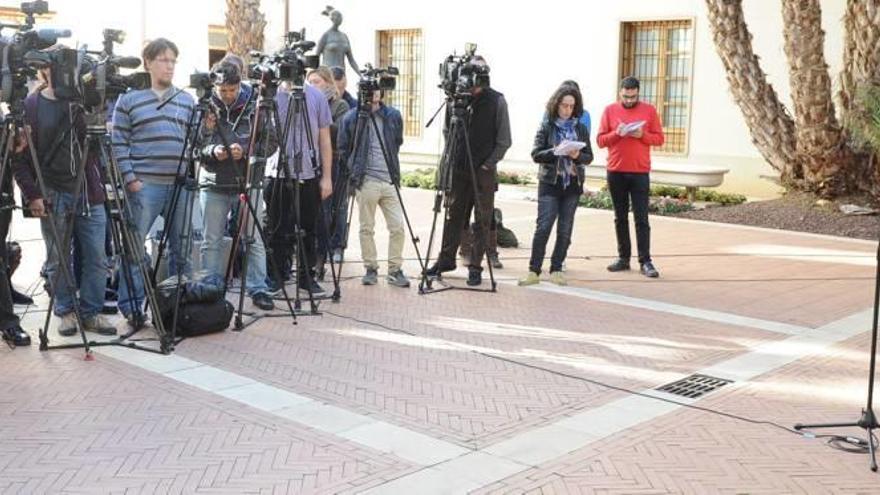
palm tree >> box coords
[705,0,880,198]
[225,0,267,61]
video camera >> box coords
[0,1,70,109]
[23,28,149,125]
[249,29,319,90]
[356,64,397,110]
[438,43,490,101]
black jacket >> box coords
[531,119,593,186]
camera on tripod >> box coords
[355,64,397,108]
[0,1,69,107]
[248,28,319,89]
[438,43,490,101]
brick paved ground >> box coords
[1,187,877,494]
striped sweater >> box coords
[111,88,195,184]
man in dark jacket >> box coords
[200,60,275,310]
[13,61,115,337]
[426,57,512,286]
[336,90,409,287]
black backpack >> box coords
[156,272,233,337]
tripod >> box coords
[331,92,426,289]
[217,83,300,330]
[419,96,497,294]
[794,238,880,471]
[262,84,327,315]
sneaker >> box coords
[362,268,378,286]
[640,262,660,278]
[84,314,117,336]
[489,254,503,269]
[466,267,482,286]
[549,271,567,286]
[387,270,410,288]
[517,271,540,286]
[251,292,275,311]
[299,279,327,298]
[332,248,343,264]
[606,258,631,272]
[2,325,31,347]
[58,313,78,337]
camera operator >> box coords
[337,88,410,288]
[111,38,195,326]
[198,59,275,311]
[11,47,115,336]
[307,66,349,272]
[426,55,511,286]
[331,66,357,110]
[264,75,334,296]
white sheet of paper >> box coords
[553,140,587,156]
[622,120,646,135]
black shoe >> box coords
[467,267,482,286]
[2,325,31,347]
[426,261,456,278]
[251,292,276,311]
[10,287,33,305]
[299,279,327,298]
[640,262,660,278]
[606,258,631,272]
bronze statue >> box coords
[316,6,359,73]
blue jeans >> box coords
[118,181,192,317]
[528,180,581,274]
[200,188,268,295]
[41,189,108,318]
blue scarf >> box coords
[554,118,578,188]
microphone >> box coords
[109,56,141,69]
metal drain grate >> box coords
[656,374,733,399]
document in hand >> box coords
[553,140,587,156]
[622,120,646,135]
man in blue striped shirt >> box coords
[112,38,195,327]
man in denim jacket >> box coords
[336,90,409,288]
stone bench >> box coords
[585,162,730,201]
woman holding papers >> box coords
[519,84,593,286]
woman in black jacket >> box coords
[519,84,593,286]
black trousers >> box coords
[264,178,320,283]
[607,171,652,264]
[0,197,20,332]
[437,169,496,271]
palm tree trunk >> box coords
[704,0,798,185]
[781,0,854,196]
[226,0,267,61]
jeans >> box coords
[41,189,108,318]
[118,181,192,317]
[529,180,581,274]
[356,178,405,272]
[607,171,651,264]
[200,188,268,296]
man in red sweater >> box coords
[597,77,664,278]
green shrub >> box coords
[579,190,614,209]
[648,185,746,205]
[497,171,533,185]
[400,168,436,189]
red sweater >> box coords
[596,101,665,173]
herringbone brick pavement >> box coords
[473,332,880,495]
[0,348,410,494]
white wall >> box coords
[21,0,849,198]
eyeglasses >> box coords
[558,102,575,109]
[621,94,639,100]
[152,57,177,66]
